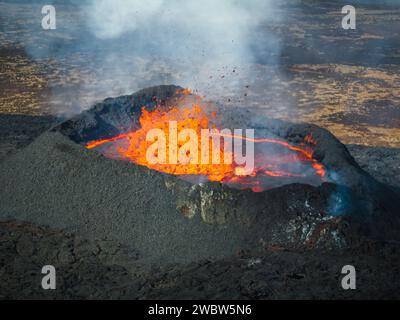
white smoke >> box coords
[89,0,164,39]
[87,0,273,59]
[80,0,281,104]
[11,0,282,116]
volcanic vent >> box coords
[83,88,326,192]
[1,85,399,264]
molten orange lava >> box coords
[85,99,326,191]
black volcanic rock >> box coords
[0,85,399,265]
[2,219,400,300]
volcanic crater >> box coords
[0,85,399,264]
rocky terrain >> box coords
[2,219,400,300]
[1,1,399,299]
[0,98,400,300]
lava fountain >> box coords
[85,90,326,192]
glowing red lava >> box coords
[86,94,326,192]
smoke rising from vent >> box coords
[1,0,398,118]
[12,0,279,116]
[0,0,282,116]
[80,0,281,110]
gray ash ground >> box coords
[0,111,400,300]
